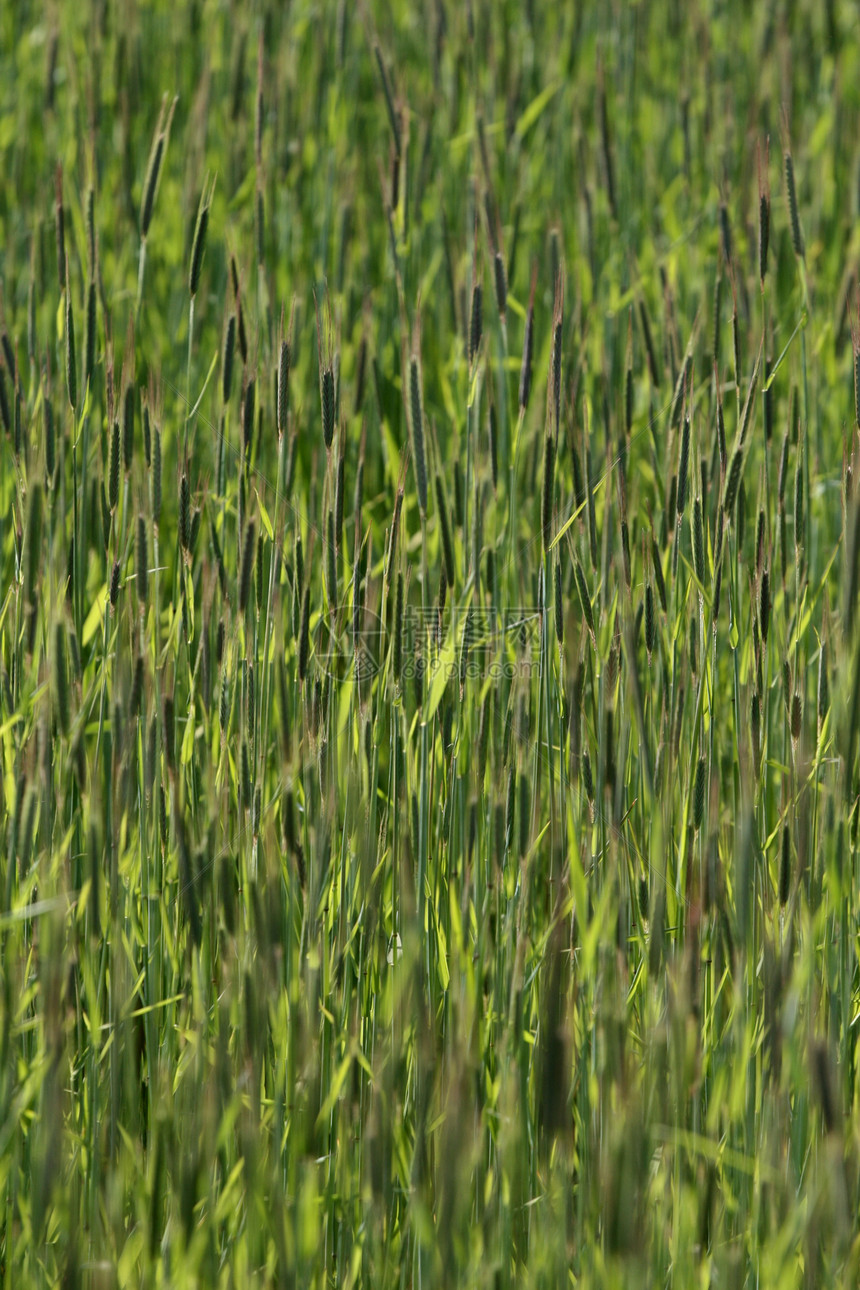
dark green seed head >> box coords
[109,420,120,511]
[23,483,42,608]
[109,558,120,610]
[163,694,175,773]
[298,586,311,682]
[242,377,255,462]
[222,315,236,405]
[469,281,483,365]
[778,430,790,506]
[751,692,761,771]
[779,824,791,905]
[790,692,802,744]
[651,538,667,613]
[130,653,143,718]
[692,496,705,586]
[488,401,498,492]
[784,151,804,259]
[582,747,594,806]
[716,391,727,477]
[143,401,151,468]
[575,558,595,642]
[152,427,162,526]
[122,384,134,473]
[759,569,770,645]
[189,188,210,297]
[759,192,770,283]
[677,416,690,518]
[53,620,70,737]
[493,252,506,320]
[645,583,655,659]
[693,756,706,831]
[140,131,165,240]
[277,338,290,437]
[723,447,744,518]
[321,365,335,451]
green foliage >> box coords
[1,1,860,1286]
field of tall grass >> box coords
[2,1,860,1284]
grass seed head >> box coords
[189,179,213,297]
[469,280,483,366]
[784,150,805,259]
[109,420,120,512]
[277,337,290,438]
[222,314,236,405]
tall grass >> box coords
[0,2,859,1287]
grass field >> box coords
[2,0,860,1285]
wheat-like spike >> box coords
[759,568,770,645]
[222,314,236,405]
[651,536,667,613]
[469,281,483,366]
[298,586,311,682]
[277,337,290,438]
[122,383,135,473]
[493,252,507,321]
[189,179,213,297]
[140,95,176,239]
[109,420,121,512]
[574,558,596,643]
[134,515,147,608]
[693,756,706,831]
[784,149,805,259]
[692,496,705,586]
[152,426,162,527]
[790,692,802,745]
